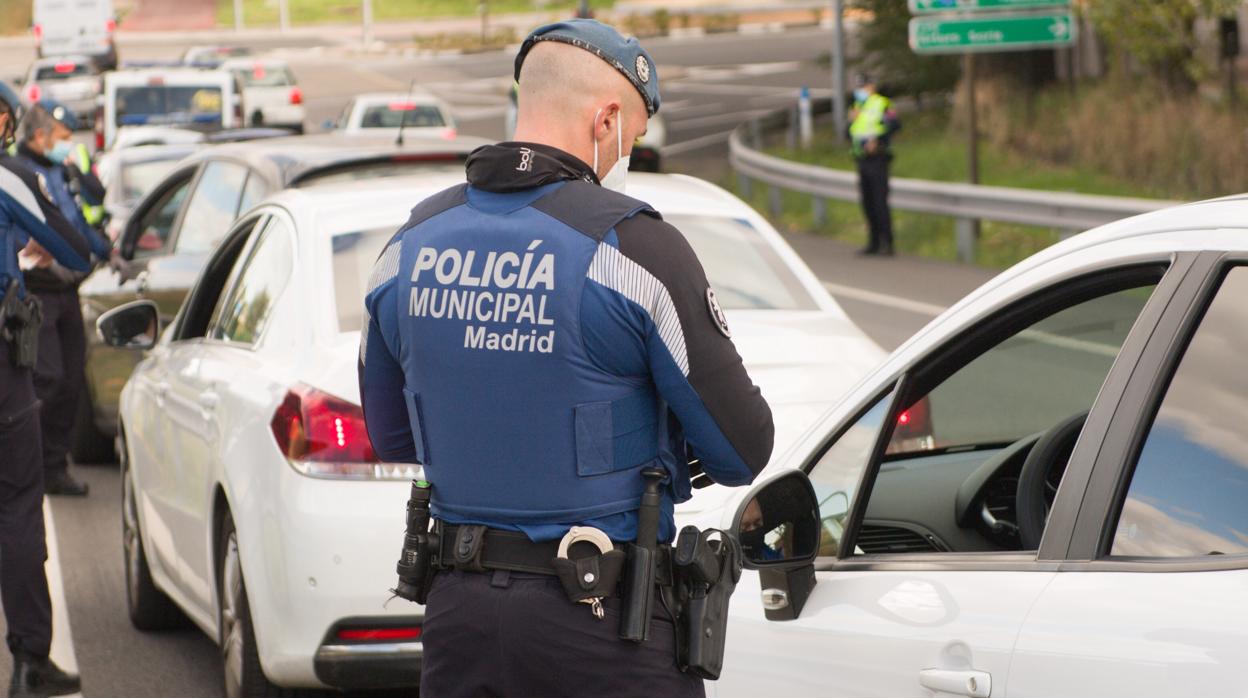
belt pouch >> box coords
[552,549,625,603]
[618,544,657,642]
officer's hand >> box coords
[20,240,54,269]
[108,248,131,276]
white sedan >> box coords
[707,198,1248,696]
[102,171,882,693]
[329,91,457,139]
[220,58,306,132]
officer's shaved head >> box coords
[513,41,649,181]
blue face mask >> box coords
[853,88,869,103]
[48,139,74,164]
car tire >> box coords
[121,434,186,631]
[71,389,116,465]
[218,512,294,698]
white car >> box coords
[20,55,101,127]
[220,58,305,133]
[95,68,242,151]
[101,172,881,693]
[33,0,117,70]
[706,198,1248,697]
[331,91,456,139]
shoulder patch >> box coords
[706,288,731,338]
[530,180,661,242]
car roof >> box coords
[354,91,444,105]
[115,143,200,164]
[105,67,232,83]
[268,171,767,235]
[184,133,490,188]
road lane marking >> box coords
[44,500,82,697]
[822,281,946,317]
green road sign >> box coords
[910,11,1076,54]
[909,0,1070,13]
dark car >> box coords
[73,133,489,461]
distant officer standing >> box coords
[360,20,774,697]
[16,100,113,496]
[849,74,901,256]
[0,83,89,698]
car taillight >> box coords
[54,62,75,74]
[441,127,457,140]
[336,626,421,642]
[270,383,416,480]
[32,23,42,41]
[895,396,934,442]
[27,84,40,102]
[289,87,302,105]
[105,18,116,33]
[94,107,104,150]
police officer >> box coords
[848,74,901,256]
[16,100,113,496]
[359,20,774,697]
[0,83,89,697]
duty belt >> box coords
[435,523,673,587]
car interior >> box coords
[808,265,1169,557]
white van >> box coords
[32,0,118,70]
[96,69,241,151]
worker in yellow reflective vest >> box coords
[848,74,900,256]
[71,144,105,230]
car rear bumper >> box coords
[254,105,305,128]
[314,633,422,690]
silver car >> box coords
[20,55,101,127]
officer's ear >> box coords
[594,102,622,141]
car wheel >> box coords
[71,388,116,465]
[121,436,185,631]
[218,513,293,698]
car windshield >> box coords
[330,213,816,333]
[121,159,182,204]
[115,86,224,128]
[232,65,294,87]
[360,104,445,129]
[36,63,93,80]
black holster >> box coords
[1,281,41,370]
[393,480,440,604]
[672,525,743,680]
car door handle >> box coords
[918,668,991,698]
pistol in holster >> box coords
[392,479,440,604]
[672,524,744,680]
[1,280,42,370]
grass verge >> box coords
[750,109,1170,269]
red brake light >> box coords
[271,384,378,470]
[147,77,165,86]
[252,63,266,80]
[336,627,421,641]
[94,109,104,150]
[27,84,41,102]
[388,101,416,111]
[441,127,457,140]
[105,18,116,33]
[289,87,302,105]
[54,62,75,74]
[895,397,933,441]
[32,23,42,39]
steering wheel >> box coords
[1015,411,1088,549]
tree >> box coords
[1087,0,1238,89]
[851,0,960,101]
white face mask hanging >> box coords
[592,108,630,194]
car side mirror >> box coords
[97,300,159,349]
[731,470,820,621]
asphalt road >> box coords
[0,25,1000,697]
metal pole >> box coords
[799,86,813,148]
[233,0,244,31]
[362,0,374,45]
[480,1,489,44]
[279,0,289,32]
[578,0,590,17]
[964,52,980,243]
[831,0,847,144]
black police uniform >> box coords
[0,145,90,695]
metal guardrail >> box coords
[729,116,1183,262]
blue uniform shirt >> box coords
[17,143,110,260]
[0,155,90,296]
[360,143,774,544]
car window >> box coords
[174,215,267,342]
[121,159,182,205]
[668,215,817,310]
[808,389,896,557]
[1111,266,1248,558]
[36,62,93,80]
[115,85,225,128]
[238,173,271,214]
[806,271,1164,558]
[209,215,295,346]
[331,227,393,333]
[130,175,193,258]
[360,103,446,128]
[232,64,294,87]
[175,162,249,255]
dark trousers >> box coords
[856,155,894,252]
[0,341,54,657]
[32,289,86,477]
[421,569,704,698]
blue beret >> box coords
[37,99,79,131]
[515,19,661,117]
